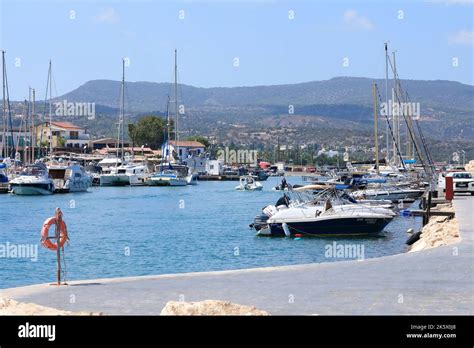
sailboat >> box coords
[100,59,150,186]
[148,50,187,187]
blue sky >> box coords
[1,0,473,100]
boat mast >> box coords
[31,88,36,162]
[392,51,401,167]
[48,60,53,156]
[384,43,389,166]
[174,49,179,164]
[166,95,170,165]
[373,83,379,175]
[121,58,125,161]
[1,50,6,159]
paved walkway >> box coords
[2,196,473,315]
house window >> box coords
[70,131,79,139]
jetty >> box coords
[1,195,472,315]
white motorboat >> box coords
[48,163,92,193]
[100,163,150,186]
[9,163,55,195]
[351,186,424,202]
[186,172,199,185]
[252,199,395,237]
[235,176,263,191]
[148,169,187,186]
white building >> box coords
[167,140,205,162]
[206,159,224,175]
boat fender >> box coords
[406,231,422,245]
[282,223,291,237]
[41,217,68,251]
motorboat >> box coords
[235,176,263,191]
[48,163,92,193]
[351,186,424,202]
[9,163,55,195]
[0,162,9,193]
[250,187,396,236]
[252,200,395,237]
[148,169,187,186]
[186,172,199,185]
[100,163,150,186]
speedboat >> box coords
[250,187,396,236]
[351,186,424,202]
[148,169,187,186]
[235,176,263,191]
[48,163,92,193]
[9,163,55,195]
[252,200,395,237]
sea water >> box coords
[0,177,421,289]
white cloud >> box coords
[343,9,374,30]
[94,8,120,24]
[449,30,474,45]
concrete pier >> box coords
[1,196,473,315]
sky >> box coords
[0,0,473,100]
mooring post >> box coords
[426,191,432,226]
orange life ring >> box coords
[41,217,68,251]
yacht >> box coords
[148,168,187,186]
[48,163,92,193]
[100,163,150,186]
[9,163,55,195]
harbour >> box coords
[0,3,473,344]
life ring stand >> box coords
[41,210,68,251]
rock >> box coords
[160,300,269,316]
[0,297,102,316]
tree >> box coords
[128,116,166,149]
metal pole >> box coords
[55,208,62,285]
[384,43,389,165]
[373,83,379,174]
[174,49,179,163]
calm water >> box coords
[0,177,421,289]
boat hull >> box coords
[10,184,54,195]
[147,178,187,186]
[100,175,130,186]
[258,217,392,237]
